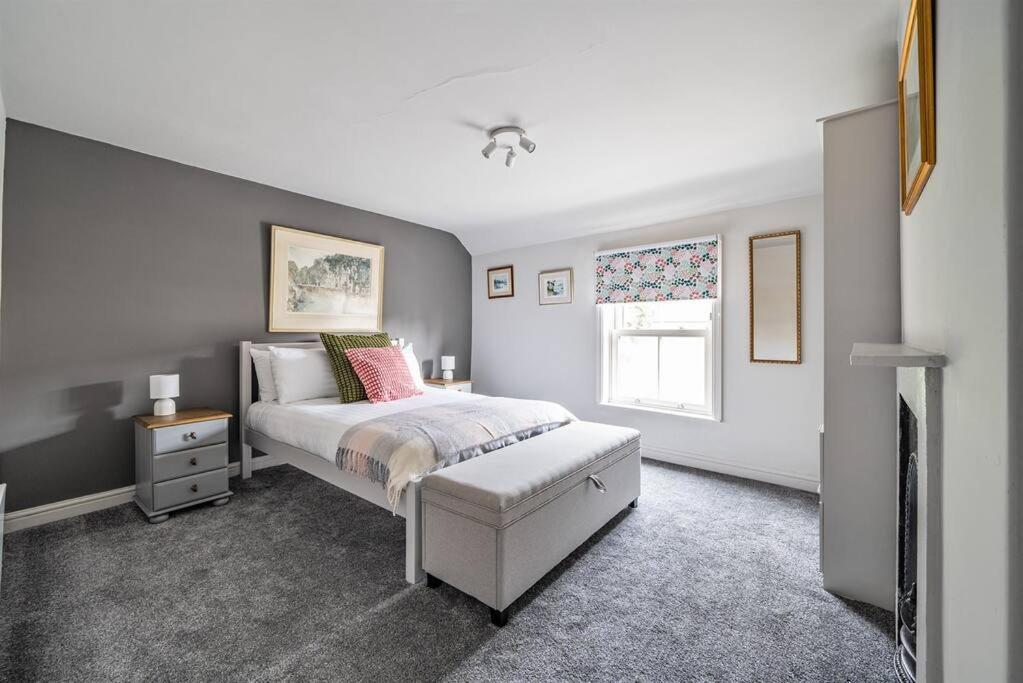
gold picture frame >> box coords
[268,225,384,333]
[748,230,802,364]
[898,0,936,214]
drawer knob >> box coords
[190,484,199,493]
[184,432,198,441]
[588,474,607,493]
[189,457,198,466]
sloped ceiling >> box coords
[0,1,895,253]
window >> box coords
[600,299,721,419]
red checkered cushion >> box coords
[344,346,423,403]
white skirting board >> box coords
[3,454,282,534]
[641,445,818,493]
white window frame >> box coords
[598,299,722,421]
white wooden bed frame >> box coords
[238,341,425,584]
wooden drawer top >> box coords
[134,408,233,430]
[424,378,471,387]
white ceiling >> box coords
[0,1,895,254]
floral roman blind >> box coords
[594,236,719,304]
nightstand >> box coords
[424,378,472,392]
[133,408,233,523]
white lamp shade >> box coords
[150,374,180,399]
[440,356,455,371]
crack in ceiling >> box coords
[354,37,608,125]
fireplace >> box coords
[897,396,919,681]
[849,343,944,683]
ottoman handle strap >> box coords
[588,474,607,493]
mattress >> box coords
[246,387,477,463]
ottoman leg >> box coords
[426,573,441,589]
[629,498,639,509]
[490,608,509,627]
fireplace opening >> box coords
[896,395,919,682]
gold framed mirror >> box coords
[749,230,801,364]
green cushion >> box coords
[320,332,391,403]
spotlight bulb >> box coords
[519,134,536,153]
[505,148,517,168]
[481,139,498,159]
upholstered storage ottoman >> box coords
[421,421,641,626]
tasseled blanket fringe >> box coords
[336,448,392,490]
[337,448,406,513]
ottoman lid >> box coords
[421,421,640,528]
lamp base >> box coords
[153,398,176,416]
[442,370,454,381]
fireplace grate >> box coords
[896,397,918,682]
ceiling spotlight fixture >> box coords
[481,139,498,159]
[480,125,536,168]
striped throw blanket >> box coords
[336,396,577,510]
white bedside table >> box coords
[424,378,472,393]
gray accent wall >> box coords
[0,120,471,512]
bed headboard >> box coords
[239,340,321,477]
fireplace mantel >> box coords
[850,343,946,368]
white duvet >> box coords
[245,387,478,463]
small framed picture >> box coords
[487,265,515,299]
[538,268,573,305]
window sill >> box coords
[599,401,720,422]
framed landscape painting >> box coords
[269,225,384,332]
[538,268,573,305]
[487,265,515,299]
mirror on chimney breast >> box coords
[748,230,802,364]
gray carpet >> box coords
[0,461,894,681]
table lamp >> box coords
[150,374,179,416]
[441,356,455,381]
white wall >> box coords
[473,195,823,491]
[899,0,1013,679]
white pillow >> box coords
[401,343,426,389]
[249,348,278,402]
[268,346,338,404]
